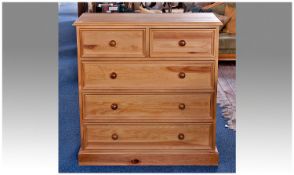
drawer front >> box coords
[79,29,146,58]
[83,93,213,120]
[82,61,214,90]
[84,123,213,150]
[150,29,216,58]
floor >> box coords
[217,62,236,130]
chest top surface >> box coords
[73,13,222,26]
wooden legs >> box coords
[219,54,236,61]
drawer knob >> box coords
[110,72,117,79]
[111,103,118,110]
[112,133,119,140]
[178,72,186,79]
[109,40,116,47]
[178,133,185,140]
[179,103,186,110]
[178,40,186,47]
[131,159,140,164]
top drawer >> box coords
[150,29,216,58]
[79,29,146,58]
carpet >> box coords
[58,3,236,173]
[217,62,236,131]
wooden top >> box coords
[73,13,222,26]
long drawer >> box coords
[81,61,215,90]
[83,123,213,150]
[150,29,216,58]
[83,93,213,121]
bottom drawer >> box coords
[83,123,213,150]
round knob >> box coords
[109,40,116,47]
[111,103,118,110]
[178,40,186,47]
[110,72,117,79]
[131,159,140,164]
[178,72,186,79]
[179,103,186,110]
[178,133,185,140]
[112,133,118,140]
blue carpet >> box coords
[58,3,236,173]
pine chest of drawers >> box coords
[74,13,222,166]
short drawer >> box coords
[150,29,216,58]
[83,123,213,150]
[82,61,214,90]
[79,29,146,58]
[83,93,213,121]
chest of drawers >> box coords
[74,13,222,166]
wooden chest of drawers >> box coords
[74,13,222,166]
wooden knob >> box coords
[110,72,117,79]
[111,103,118,110]
[178,72,186,79]
[178,40,186,47]
[112,133,118,140]
[131,159,140,164]
[179,103,186,110]
[109,40,116,47]
[178,133,185,140]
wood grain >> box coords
[83,93,213,121]
[82,61,215,90]
[83,123,213,150]
[80,29,146,58]
[73,13,222,26]
[74,13,220,166]
[79,149,219,166]
[79,148,219,165]
[150,29,216,58]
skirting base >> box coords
[78,147,219,166]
